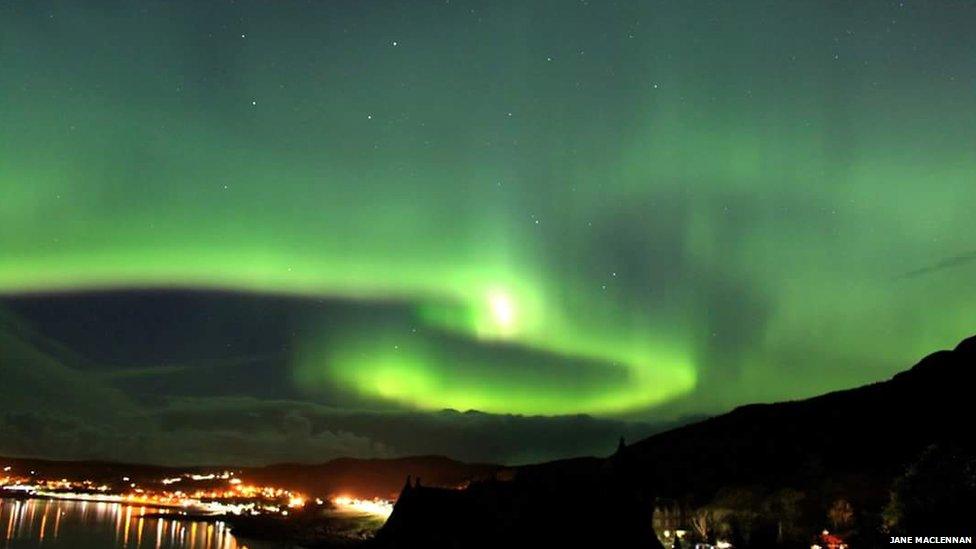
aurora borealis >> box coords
[1,1,975,465]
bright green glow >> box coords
[335,354,694,416]
[486,289,516,335]
[304,329,695,415]
[1,2,975,418]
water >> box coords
[0,498,283,549]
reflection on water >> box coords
[1,498,271,549]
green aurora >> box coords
[1,1,975,420]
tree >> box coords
[763,488,807,545]
[691,508,713,543]
[827,499,854,531]
[708,486,764,547]
[884,444,976,534]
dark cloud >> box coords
[0,412,135,462]
[0,396,670,467]
[155,396,671,465]
[898,250,976,280]
[0,410,380,467]
[0,307,675,466]
[0,321,135,421]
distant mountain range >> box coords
[375,335,976,548]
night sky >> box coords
[1,1,974,466]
